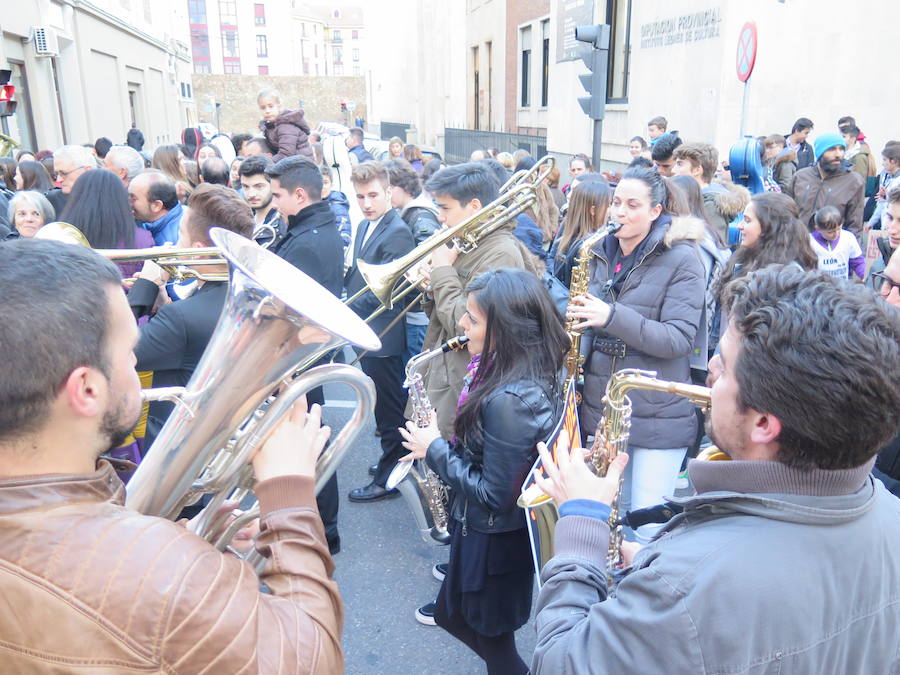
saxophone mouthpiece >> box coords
[607,221,623,234]
[443,335,470,353]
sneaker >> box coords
[432,563,448,582]
[674,470,690,490]
[415,602,436,626]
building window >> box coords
[254,3,265,25]
[352,65,360,76]
[352,48,359,62]
[541,19,550,107]
[520,25,531,107]
[301,22,307,37]
[303,59,309,75]
[314,44,318,57]
[191,28,210,57]
[607,0,632,101]
[333,46,342,64]
[332,9,340,18]
[352,29,358,39]
[333,29,342,42]
[218,0,237,25]
[258,65,269,75]
[223,60,241,74]
[221,30,239,57]
[334,64,343,75]
[186,83,192,97]
[188,0,206,24]
[194,62,211,74]
[256,35,268,57]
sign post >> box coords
[736,21,758,137]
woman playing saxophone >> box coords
[398,268,567,675]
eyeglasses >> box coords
[56,166,87,178]
[872,272,900,295]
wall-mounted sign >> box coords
[556,0,596,62]
[639,8,722,49]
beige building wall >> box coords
[547,0,900,172]
[466,0,507,132]
[0,0,193,152]
[365,0,466,149]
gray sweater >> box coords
[532,458,900,674]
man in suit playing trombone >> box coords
[344,161,416,502]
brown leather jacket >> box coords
[0,461,343,673]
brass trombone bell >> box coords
[354,183,538,310]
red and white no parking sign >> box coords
[736,21,758,82]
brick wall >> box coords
[505,0,549,133]
[191,74,368,136]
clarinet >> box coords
[386,336,469,544]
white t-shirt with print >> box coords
[809,231,862,278]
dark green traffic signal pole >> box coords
[575,24,610,171]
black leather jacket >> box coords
[425,378,560,534]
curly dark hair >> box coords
[721,264,900,470]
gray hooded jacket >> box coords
[532,458,900,674]
[581,216,706,448]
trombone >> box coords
[35,222,229,282]
[345,155,556,325]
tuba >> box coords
[386,335,469,544]
[126,228,380,568]
[520,369,711,588]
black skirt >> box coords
[435,517,535,637]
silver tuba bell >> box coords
[127,228,380,566]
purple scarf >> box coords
[456,354,481,410]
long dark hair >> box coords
[454,268,569,448]
[60,169,136,249]
[0,157,15,191]
[556,180,611,259]
[16,161,52,193]
[670,174,725,247]
[718,192,816,291]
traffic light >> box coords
[0,70,14,117]
[575,24,610,120]
[340,101,347,113]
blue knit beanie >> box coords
[813,132,846,161]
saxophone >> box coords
[563,222,622,388]
[521,369,712,592]
[386,336,470,544]
[588,370,710,586]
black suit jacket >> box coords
[344,208,415,356]
[269,201,344,298]
[134,281,227,447]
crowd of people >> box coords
[0,94,898,674]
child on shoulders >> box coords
[257,88,313,162]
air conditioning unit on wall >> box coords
[32,27,60,57]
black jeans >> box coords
[359,354,408,487]
[307,385,339,546]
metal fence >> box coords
[444,128,547,164]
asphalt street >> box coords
[321,380,539,675]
